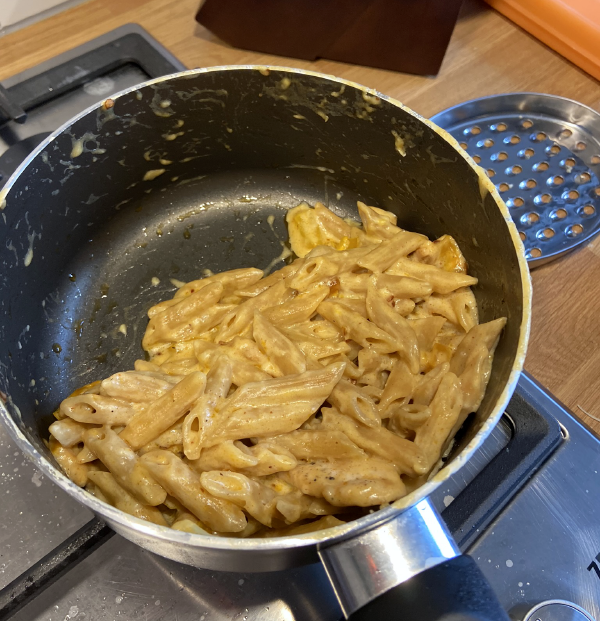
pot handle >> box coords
[318,498,509,620]
[346,554,509,621]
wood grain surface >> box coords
[2,0,600,433]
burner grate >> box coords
[0,23,186,189]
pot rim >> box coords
[0,65,532,554]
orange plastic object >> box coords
[486,0,600,82]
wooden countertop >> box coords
[2,0,600,433]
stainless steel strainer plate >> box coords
[431,93,600,266]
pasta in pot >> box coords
[48,200,506,537]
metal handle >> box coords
[318,498,460,617]
[345,555,510,621]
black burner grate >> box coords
[0,23,185,188]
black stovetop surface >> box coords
[0,23,185,189]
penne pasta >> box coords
[195,340,272,385]
[87,471,168,526]
[286,256,339,292]
[215,280,293,344]
[51,199,506,537]
[318,300,398,354]
[358,230,427,272]
[189,440,297,477]
[184,393,220,458]
[388,403,431,435]
[202,363,346,448]
[262,285,329,327]
[235,260,304,297]
[171,512,211,535]
[327,378,381,428]
[258,515,345,537]
[49,418,95,447]
[415,372,463,471]
[288,457,406,506]
[205,354,233,398]
[457,343,494,414]
[49,436,95,487]
[134,360,163,373]
[253,311,306,376]
[138,421,183,455]
[142,282,226,347]
[357,347,395,386]
[366,280,420,373]
[412,362,450,406]
[286,202,366,257]
[60,394,136,426]
[326,295,368,318]
[261,430,366,461]
[393,298,416,316]
[76,444,97,464]
[320,407,427,475]
[409,316,447,355]
[190,440,258,471]
[375,273,433,300]
[274,491,342,524]
[173,267,264,300]
[450,318,507,376]
[293,338,350,362]
[120,371,206,451]
[100,371,181,403]
[420,289,478,333]
[147,297,179,319]
[200,471,279,526]
[239,443,297,476]
[159,358,202,376]
[84,426,167,506]
[412,234,468,273]
[386,258,478,294]
[378,360,418,415]
[357,201,401,240]
[140,450,247,532]
[282,319,344,344]
[227,337,281,377]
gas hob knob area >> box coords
[518,599,596,621]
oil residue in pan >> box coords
[33,167,369,429]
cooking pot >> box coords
[0,67,530,619]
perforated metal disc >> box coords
[431,93,600,266]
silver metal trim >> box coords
[318,499,459,617]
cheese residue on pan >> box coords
[392,130,406,157]
[143,169,166,181]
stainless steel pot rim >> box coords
[0,65,532,552]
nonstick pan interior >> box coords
[35,167,371,434]
[0,69,528,565]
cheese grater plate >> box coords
[431,93,600,266]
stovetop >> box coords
[1,24,600,621]
[0,23,185,189]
